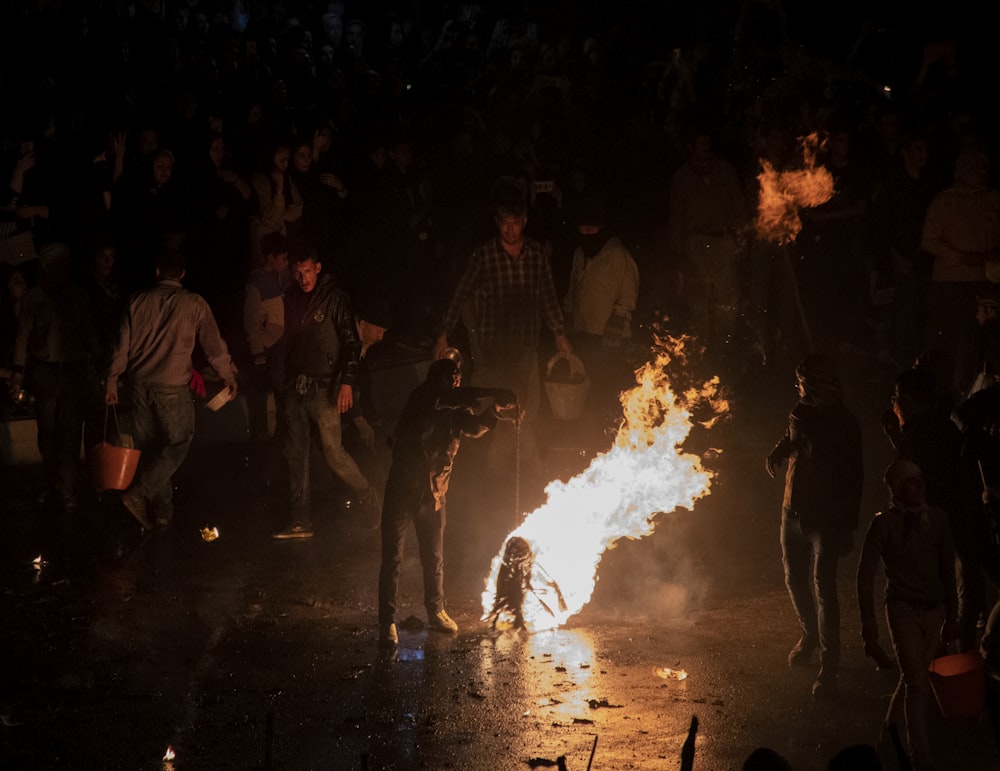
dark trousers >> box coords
[377,483,445,625]
[130,383,195,518]
[282,385,369,527]
[781,509,842,672]
[29,361,87,500]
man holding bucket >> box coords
[106,248,238,530]
[857,459,958,770]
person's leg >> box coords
[813,530,842,682]
[52,364,87,501]
[781,511,818,661]
[28,364,60,496]
[377,484,410,627]
[133,384,194,509]
[414,502,447,618]
[887,600,943,769]
[282,389,312,527]
[311,386,371,495]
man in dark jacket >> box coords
[273,246,378,539]
[766,353,863,697]
[378,356,517,647]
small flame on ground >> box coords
[755,132,835,245]
[482,334,726,631]
[162,746,176,761]
[654,666,689,681]
[32,555,42,568]
[200,527,220,542]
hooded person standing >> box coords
[857,460,958,771]
[766,353,863,697]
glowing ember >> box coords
[755,132,835,245]
[654,666,689,681]
[200,527,220,542]
[482,334,725,631]
[162,746,176,761]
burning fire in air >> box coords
[482,335,726,632]
[755,132,835,245]
[162,746,176,761]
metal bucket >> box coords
[544,353,590,422]
[929,652,985,719]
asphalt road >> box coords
[2,350,999,770]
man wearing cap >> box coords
[106,248,238,529]
[343,297,391,480]
[765,353,863,697]
[857,459,957,771]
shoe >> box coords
[272,523,314,540]
[429,609,458,634]
[811,670,838,698]
[121,492,153,530]
[379,623,398,648]
[788,636,817,667]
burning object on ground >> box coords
[486,537,567,630]
[654,666,689,681]
[200,527,220,542]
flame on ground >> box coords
[654,666,689,681]
[162,746,176,761]
[755,132,834,245]
[481,335,726,631]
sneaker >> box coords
[272,523,314,540]
[379,623,398,648]
[788,636,817,667]
[121,491,153,530]
[429,609,458,634]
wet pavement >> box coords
[3,351,1000,771]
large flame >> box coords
[481,335,725,631]
[755,132,834,245]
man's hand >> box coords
[864,639,896,670]
[9,371,23,398]
[105,381,119,406]
[554,333,572,357]
[336,383,353,413]
[226,382,239,401]
[765,451,783,479]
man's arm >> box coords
[105,309,132,405]
[436,248,485,357]
[195,297,238,388]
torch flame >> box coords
[200,527,220,542]
[162,746,176,761]
[755,132,834,245]
[32,555,42,568]
[482,334,725,631]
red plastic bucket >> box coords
[928,652,985,719]
[89,443,141,491]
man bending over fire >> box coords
[378,353,518,648]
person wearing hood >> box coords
[857,459,958,771]
[765,353,863,697]
[377,355,517,647]
[922,150,1000,390]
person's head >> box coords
[492,177,528,246]
[427,358,461,391]
[322,11,343,46]
[93,241,116,279]
[290,246,321,292]
[151,149,175,185]
[827,742,883,771]
[38,243,73,285]
[743,747,792,771]
[795,353,842,404]
[6,267,28,301]
[139,127,160,157]
[155,248,186,280]
[272,143,291,173]
[260,232,289,273]
[208,133,226,168]
[355,297,391,350]
[900,129,929,176]
[345,19,365,55]
[292,140,313,173]
[884,460,926,508]
[977,296,1000,326]
[953,150,991,191]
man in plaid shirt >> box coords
[434,181,571,502]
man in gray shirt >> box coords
[106,249,237,529]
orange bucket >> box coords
[89,442,141,491]
[928,652,985,719]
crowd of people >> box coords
[3,1,1000,769]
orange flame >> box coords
[755,132,834,245]
[162,746,176,761]
[482,334,726,631]
[654,666,689,680]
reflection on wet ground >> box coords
[3,355,1000,769]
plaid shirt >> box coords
[442,236,564,354]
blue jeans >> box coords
[781,509,842,672]
[130,383,195,518]
[282,384,369,527]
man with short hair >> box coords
[274,247,379,539]
[434,180,571,500]
[106,249,238,529]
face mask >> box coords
[579,232,605,259]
